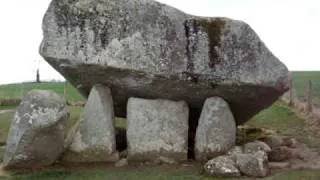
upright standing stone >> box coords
[127,98,188,162]
[3,90,69,169]
[62,84,118,163]
[195,97,236,161]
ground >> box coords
[1,102,320,179]
[0,71,320,179]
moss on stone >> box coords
[197,18,225,68]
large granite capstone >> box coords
[40,0,289,124]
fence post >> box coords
[289,78,293,106]
[306,80,313,113]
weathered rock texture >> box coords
[62,85,117,163]
[236,151,269,177]
[243,141,271,154]
[40,0,289,126]
[3,90,68,169]
[127,98,188,161]
[195,97,236,161]
[204,155,240,177]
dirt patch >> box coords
[0,164,9,177]
[286,143,320,170]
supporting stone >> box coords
[62,84,118,163]
[195,97,236,161]
[3,90,69,169]
[127,98,188,162]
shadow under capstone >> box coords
[116,127,127,152]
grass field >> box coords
[0,71,318,104]
[7,168,320,180]
[0,82,84,101]
[292,71,320,105]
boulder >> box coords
[204,155,240,177]
[268,146,291,162]
[195,97,236,161]
[226,146,243,161]
[243,141,271,154]
[115,158,128,167]
[261,135,284,149]
[3,90,69,169]
[282,137,299,148]
[236,151,269,177]
[40,0,289,127]
[127,98,188,162]
[62,85,118,163]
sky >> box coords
[0,0,319,85]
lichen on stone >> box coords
[197,18,226,68]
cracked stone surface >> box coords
[204,155,240,177]
[195,97,236,161]
[126,97,188,162]
[40,0,289,125]
[62,84,118,163]
[3,90,68,169]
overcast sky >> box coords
[0,0,319,85]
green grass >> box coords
[266,169,320,180]
[6,166,209,180]
[292,71,320,105]
[0,109,15,145]
[4,167,320,180]
[0,108,15,163]
[67,107,83,129]
[0,82,84,102]
[247,101,320,151]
